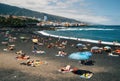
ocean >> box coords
[38,25,120,46]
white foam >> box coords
[37,31,120,46]
[56,28,114,31]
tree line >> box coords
[0,15,39,27]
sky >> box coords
[0,0,120,25]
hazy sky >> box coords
[1,0,120,25]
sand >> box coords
[0,27,120,81]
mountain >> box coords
[0,3,80,23]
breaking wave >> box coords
[56,28,114,31]
[37,31,120,46]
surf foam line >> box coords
[56,28,115,31]
[37,31,120,46]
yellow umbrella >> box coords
[32,39,38,43]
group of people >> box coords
[16,50,47,67]
[16,50,30,60]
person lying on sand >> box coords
[114,49,120,54]
[35,50,45,54]
[16,50,29,60]
[57,44,66,49]
[20,60,48,67]
[8,46,14,50]
[58,65,73,73]
[26,60,35,67]
[47,43,54,48]
[108,52,119,57]
[1,41,8,46]
[3,45,15,51]
[16,50,24,55]
[56,50,67,56]
[16,50,29,59]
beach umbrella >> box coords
[104,46,111,52]
[104,46,111,49]
[68,51,92,60]
[76,43,86,47]
[91,46,100,50]
[91,46,102,53]
[32,39,38,43]
[81,51,92,57]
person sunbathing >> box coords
[8,46,14,50]
[56,50,67,56]
[25,60,47,67]
[36,50,45,54]
[16,50,24,55]
[3,45,15,51]
[16,53,30,60]
[58,65,72,73]
[26,60,35,66]
[115,49,120,54]
[108,52,119,57]
[61,51,67,56]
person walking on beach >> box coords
[98,40,102,44]
[32,36,39,52]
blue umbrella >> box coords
[68,51,92,60]
[81,51,92,57]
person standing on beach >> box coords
[32,36,39,52]
[98,40,102,44]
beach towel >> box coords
[72,68,93,79]
[33,60,48,67]
[36,50,45,54]
[80,73,93,79]
[55,54,64,57]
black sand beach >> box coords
[0,27,120,81]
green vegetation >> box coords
[0,16,39,27]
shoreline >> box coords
[37,31,120,46]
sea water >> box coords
[38,25,120,46]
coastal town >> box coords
[0,14,87,27]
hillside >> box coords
[0,3,80,23]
